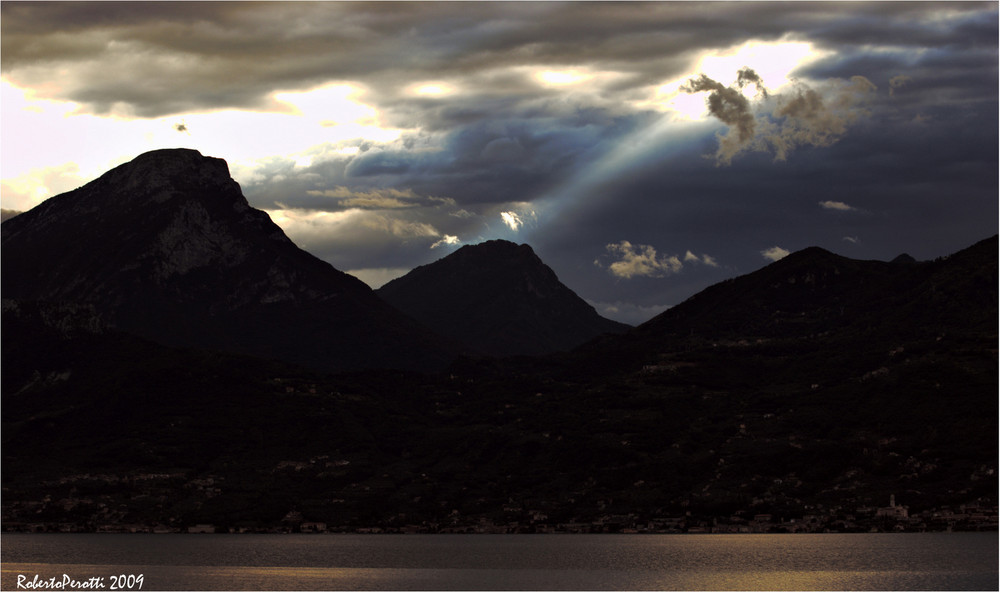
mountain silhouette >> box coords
[635,236,997,341]
[377,240,630,356]
[1,148,456,372]
[2,230,995,533]
[568,235,998,378]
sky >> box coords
[2,1,997,325]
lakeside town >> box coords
[4,470,996,535]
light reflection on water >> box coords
[2,533,997,591]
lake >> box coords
[1,533,996,590]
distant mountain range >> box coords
[568,235,998,377]
[2,148,995,534]
[378,240,629,357]
[637,242,994,341]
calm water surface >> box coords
[2,533,996,590]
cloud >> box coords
[761,246,790,262]
[684,250,719,267]
[819,200,856,211]
[306,186,447,211]
[0,3,696,119]
[602,241,684,279]
[682,66,767,142]
[500,212,523,232]
[682,69,877,164]
[7,2,978,123]
[430,235,460,249]
[481,137,525,162]
[500,211,523,231]
[765,76,877,160]
[889,75,912,97]
[263,205,463,276]
[596,242,719,280]
[499,207,536,232]
[0,162,88,211]
[361,214,441,239]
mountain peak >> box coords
[452,239,535,260]
[2,149,456,372]
[378,240,629,356]
[2,149,249,244]
[95,148,242,208]
[122,147,222,170]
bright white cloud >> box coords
[658,39,830,120]
[761,246,790,261]
[496,204,537,233]
[697,39,827,94]
[430,235,460,249]
[406,82,459,97]
[276,83,376,125]
[500,211,523,231]
[819,200,856,211]
[535,68,593,87]
[0,161,87,211]
[266,207,359,230]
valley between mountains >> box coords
[2,149,996,534]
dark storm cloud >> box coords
[788,1,998,51]
[299,108,652,212]
[5,1,977,119]
[238,107,649,272]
